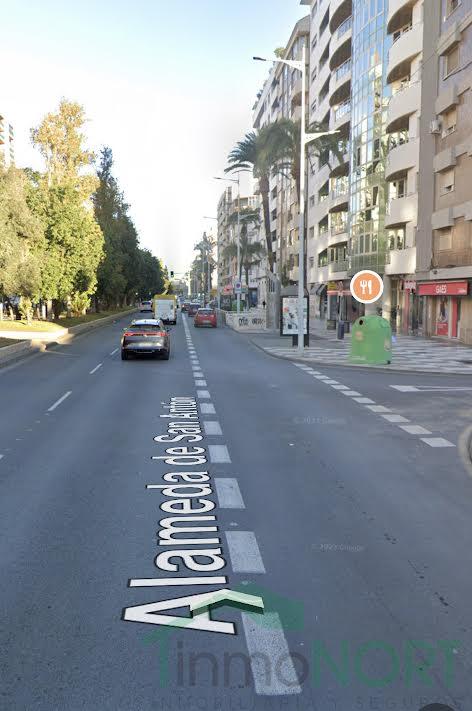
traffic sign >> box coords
[234,280,242,294]
[350,270,384,304]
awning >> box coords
[417,281,468,296]
[316,283,327,295]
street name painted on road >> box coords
[123,395,264,635]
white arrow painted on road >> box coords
[190,589,265,616]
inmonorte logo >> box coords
[141,583,459,700]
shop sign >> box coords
[417,281,468,296]
[403,280,416,291]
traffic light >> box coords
[170,271,174,278]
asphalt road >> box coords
[1,312,471,710]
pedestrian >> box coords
[262,300,266,308]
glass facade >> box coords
[349,0,392,274]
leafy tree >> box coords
[31,100,104,316]
[193,232,215,296]
[0,164,45,301]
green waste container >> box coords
[349,315,392,365]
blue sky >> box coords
[2,0,307,274]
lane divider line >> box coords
[197,390,211,399]
[200,403,216,415]
[225,531,266,573]
[195,380,207,386]
[242,612,302,696]
[215,478,245,509]
[204,421,223,436]
[47,391,72,412]
[110,348,119,356]
[208,444,231,463]
[421,437,455,448]
[90,363,103,375]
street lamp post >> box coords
[214,174,241,314]
[254,49,338,354]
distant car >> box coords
[194,308,217,328]
[187,303,200,317]
[139,300,153,312]
[181,301,191,313]
[121,319,170,360]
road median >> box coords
[0,308,137,369]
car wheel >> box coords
[162,349,170,360]
[121,350,128,360]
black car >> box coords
[121,319,170,360]
[187,303,200,317]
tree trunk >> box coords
[52,299,62,320]
[259,174,274,272]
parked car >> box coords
[187,303,200,317]
[194,308,217,328]
[139,300,153,312]
[121,319,170,360]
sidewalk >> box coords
[242,319,472,375]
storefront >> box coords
[327,281,362,323]
[417,281,468,339]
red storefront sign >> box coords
[417,281,468,296]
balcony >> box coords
[385,246,416,275]
[387,0,416,35]
[332,101,351,132]
[432,248,472,269]
[291,77,303,106]
[386,81,421,132]
[349,253,388,275]
[329,259,349,277]
[385,193,418,228]
[385,138,419,181]
[330,20,352,71]
[328,227,348,246]
[330,59,351,106]
[329,189,349,213]
[387,22,423,84]
[330,0,352,35]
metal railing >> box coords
[335,59,351,82]
[337,16,352,39]
[334,101,351,121]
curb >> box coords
[0,309,136,370]
[248,337,472,377]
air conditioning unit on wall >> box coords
[430,119,442,134]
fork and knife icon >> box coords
[359,279,373,296]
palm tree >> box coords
[225,130,277,272]
[194,232,215,298]
[224,208,265,308]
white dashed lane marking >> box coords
[242,613,302,696]
[421,437,455,448]
[204,421,223,435]
[89,363,103,375]
[195,380,207,386]
[197,390,211,399]
[109,348,119,356]
[381,414,409,423]
[292,362,456,450]
[208,445,231,463]
[214,478,245,508]
[225,531,265,573]
[47,391,72,412]
[200,402,216,415]
[400,425,432,435]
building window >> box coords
[442,107,457,137]
[387,228,405,251]
[446,0,460,17]
[309,195,315,207]
[309,256,315,267]
[437,229,452,250]
[311,67,317,82]
[440,168,455,194]
[309,226,315,239]
[444,44,459,77]
[311,98,317,113]
[311,34,318,51]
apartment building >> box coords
[216,187,263,308]
[252,16,310,286]
[416,0,472,343]
[0,115,14,167]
